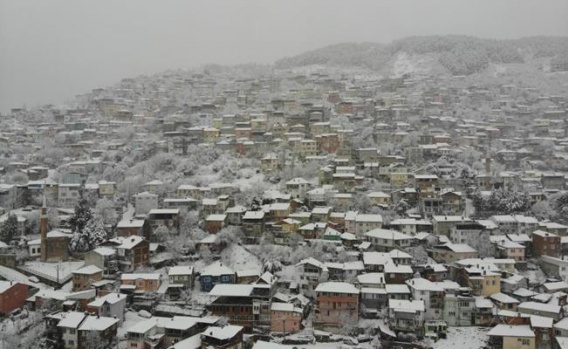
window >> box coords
[521,339,530,345]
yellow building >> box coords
[467,270,501,297]
[203,128,220,143]
[367,191,391,206]
[390,172,411,187]
[98,181,116,197]
[281,218,301,234]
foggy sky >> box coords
[1,0,567,113]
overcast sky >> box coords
[1,0,567,113]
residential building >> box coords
[388,299,426,336]
[0,281,29,316]
[314,282,359,332]
[120,273,161,293]
[487,324,535,349]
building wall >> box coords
[502,336,535,349]
[315,292,359,329]
[270,310,302,334]
[73,271,103,291]
[533,235,560,257]
[0,283,29,315]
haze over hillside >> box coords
[276,36,568,76]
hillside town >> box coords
[1,55,568,349]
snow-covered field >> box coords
[219,243,262,271]
[431,327,488,349]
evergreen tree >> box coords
[0,214,18,244]
[69,188,93,236]
[69,188,107,252]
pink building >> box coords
[270,303,303,334]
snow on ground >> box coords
[219,243,262,272]
[233,171,265,191]
[431,327,488,349]
[392,52,436,78]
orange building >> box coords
[120,273,160,292]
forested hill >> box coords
[275,35,568,75]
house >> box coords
[540,255,568,281]
[86,293,127,324]
[270,303,303,334]
[242,211,265,238]
[0,281,29,316]
[57,312,119,349]
[200,261,236,292]
[388,299,426,336]
[97,180,116,198]
[314,282,359,332]
[487,324,535,349]
[311,206,331,223]
[225,205,246,226]
[84,247,118,279]
[114,236,150,272]
[168,266,195,289]
[125,316,206,348]
[207,283,272,330]
[497,240,526,263]
[200,325,244,349]
[261,154,279,172]
[432,243,478,263]
[449,222,486,244]
[367,191,391,206]
[384,263,414,284]
[143,180,164,195]
[474,296,495,326]
[432,215,472,236]
[78,315,119,349]
[204,214,227,234]
[58,183,81,208]
[147,209,180,233]
[490,215,519,235]
[530,315,553,349]
[389,218,431,235]
[285,178,311,199]
[490,292,520,310]
[120,273,160,293]
[269,203,291,221]
[517,301,563,321]
[177,184,201,199]
[459,266,501,296]
[406,277,445,320]
[443,292,475,326]
[116,219,149,239]
[532,230,560,257]
[554,316,568,337]
[295,258,328,289]
[133,192,158,217]
[364,229,414,252]
[72,265,103,291]
[354,214,383,235]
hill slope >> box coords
[275,35,568,76]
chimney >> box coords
[40,196,49,262]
